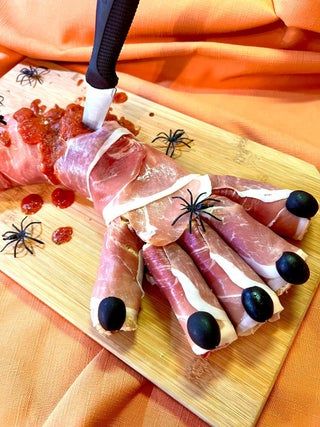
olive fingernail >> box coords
[187,311,221,350]
[98,296,126,331]
[276,251,310,284]
[286,190,319,218]
[241,286,274,322]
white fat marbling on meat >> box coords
[209,252,283,315]
[136,206,158,241]
[85,127,131,200]
[103,174,212,224]
[136,250,145,297]
[236,188,292,202]
[293,217,309,240]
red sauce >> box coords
[118,116,140,136]
[13,101,91,184]
[52,226,73,245]
[0,131,11,147]
[51,188,75,209]
[21,193,44,215]
[113,91,128,104]
[77,79,84,86]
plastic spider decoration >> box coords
[151,129,193,157]
[0,217,44,258]
[16,65,50,87]
[172,189,222,233]
[0,115,6,125]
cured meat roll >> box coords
[91,218,144,335]
[203,197,310,295]
[211,175,319,240]
[179,222,283,335]
[143,243,237,355]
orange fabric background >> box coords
[0,0,319,426]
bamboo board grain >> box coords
[0,60,319,427]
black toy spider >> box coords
[0,115,6,125]
[16,65,50,87]
[0,95,4,106]
[0,217,44,258]
[172,189,221,233]
[151,129,193,157]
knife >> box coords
[83,0,140,130]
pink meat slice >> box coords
[0,117,46,187]
[55,121,145,203]
[143,243,237,354]
[121,145,211,246]
[203,196,307,294]
[91,217,143,334]
[179,222,283,335]
[210,175,309,240]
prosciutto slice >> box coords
[91,217,143,334]
[179,222,283,335]
[211,175,318,240]
[203,197,309,294]
[143,243,237,354]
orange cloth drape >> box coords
[0,1,319,425]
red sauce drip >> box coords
[113,91,128,104]
[21,193,44,215]
[0,131,11,147]
[13,101,92,184]
[52,226,73,245]
[118,116,140,136]
[77,79,84,86]
[51,188,75,209]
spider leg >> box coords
[0,240,16,253]
[151,136,168,143]
[195,213,206,232]
[172,129,185,139]
[172,196,189,205]
[178,141,192,148]
[171,211,188,226]
[14,240,21,258]
[12,224,20,232]
[194,192,208,205]
[2,230,17,237]
[38,68,49,75]
[20,216,29,229]
[202,197,221,203]
[155,132,170,138]
[25,236,44,245]
[166,141,175,157]
[23,240,34,255]
[24,221,42,231]
[186,189,194,205]
[201,211,222,222]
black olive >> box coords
[276,251,310,284]
[187,311,221,350]
[98,297,126,331]
[286,190,319,218]
[241,286,274,322]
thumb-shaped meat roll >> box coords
[143,243,237,355]
[179,222,283,336]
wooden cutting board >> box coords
[0,60,319,427]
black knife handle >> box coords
[86,0,140,89]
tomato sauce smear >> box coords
[21,194,44,215]
[52,226,73,245]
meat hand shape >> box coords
[0,101,318,355]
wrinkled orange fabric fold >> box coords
[0,0,319,426]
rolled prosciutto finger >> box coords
[143,243,237,355]
[210,175,319,240]
[179,222,283,336]
[91,218,144,335]
[203,197,310,295]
